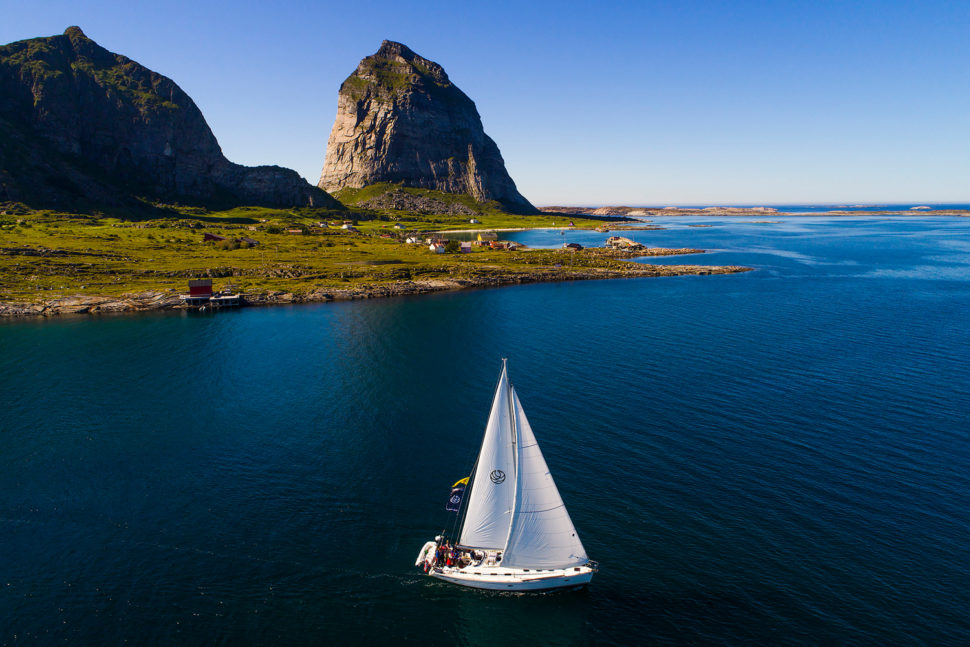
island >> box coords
[0,30,749,318]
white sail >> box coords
[458,364,517,549]
[502,387,588,569]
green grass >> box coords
[87,63,180,111]
[343,53,456,102]
[0,204,632,302]
[343,59,414,100]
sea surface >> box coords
[2,217,969,645]
[609,203,970,213]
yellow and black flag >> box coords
[445,477,469,512]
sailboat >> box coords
[415,360,597,591]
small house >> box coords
[405,236,421,244]
[393,223,405,229]
[477,231,498,242]
[241,237,260,246]
[469,218,480,224]
[564,242,583,251]
[180,279,213,306]
[203,233,227,242]
[429,242,446,254]
[460,241,472,253]
[188,279,213,297]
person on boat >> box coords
[436,542,447,566]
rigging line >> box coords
[503,378,520,553]
[450,360,505,542]
[515,504,567,514]
[454,425,482,542]
[456,359,507,543]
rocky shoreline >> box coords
[0,262,750,318]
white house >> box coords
[429,242,446,253]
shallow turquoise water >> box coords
[2,217,969,645]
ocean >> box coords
[2,216,969,645]
[609,204,970,213]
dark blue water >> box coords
[612,204,970,213]
[2,217,969,645]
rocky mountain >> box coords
[318,41,537,214]
[0,27,340,210]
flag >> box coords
[445,477,469,512]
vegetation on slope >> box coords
[0,202,694,304]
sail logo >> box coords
[490,469,506,484]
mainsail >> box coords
[458,364,517,549]
[502,387,588,569]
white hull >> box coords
[429,564,594,592]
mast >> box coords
[502,359,519,553]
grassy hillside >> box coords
[333,183,597,229]
[0,203,645,303]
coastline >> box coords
[0,260,751,318]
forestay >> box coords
[502,387,588,569]
[458,365,517,549]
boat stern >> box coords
[415,540,437,568]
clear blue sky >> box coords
[3,0,968,205]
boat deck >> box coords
[430,563,595,591]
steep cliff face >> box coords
[0,27,340,209]
[318,41,537,214]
